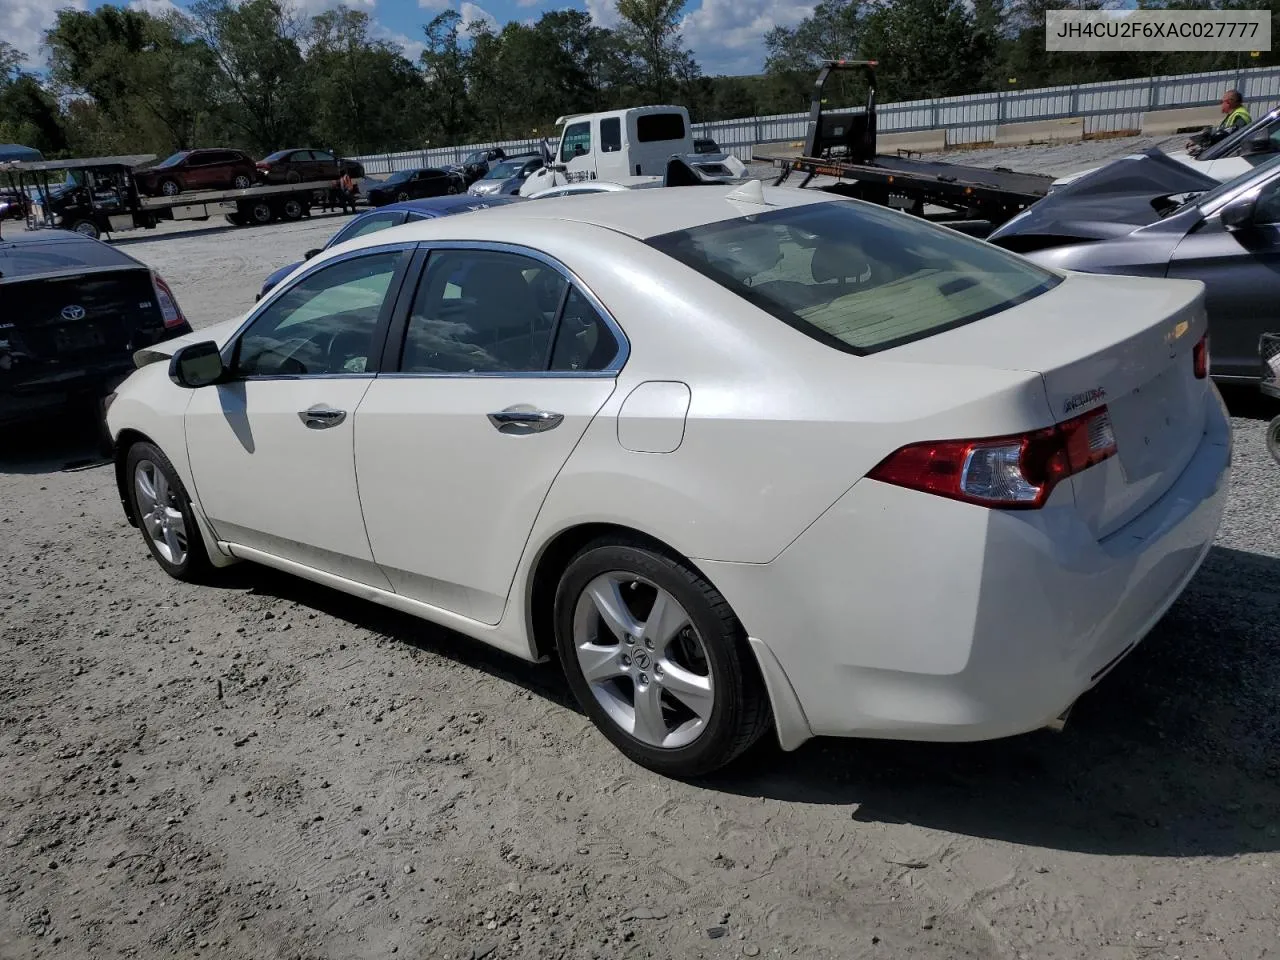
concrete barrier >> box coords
[993,117,1084,146]
[879,129,947,154]
[1141,105,1224,135]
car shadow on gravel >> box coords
[710,544,1280,858]
[0,407,111,475]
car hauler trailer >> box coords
[759,61,1056,231]
[1,155,340,240]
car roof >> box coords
[487,182,827,237]
[379,195,527,215]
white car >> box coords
[104,183,1231,777]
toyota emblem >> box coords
[61,304,86,321]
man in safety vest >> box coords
[1187,90,1252,156]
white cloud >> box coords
[418,0,449,9]
[369,20,426,61]
[584,0,619,28]
[459,1,497,33]
[0,0,88,66]
[680,0,811,76]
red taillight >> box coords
[1193,333,1209,379]
[151,272,187,329]
[868,406,1118,510]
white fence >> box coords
[352,65,1280,174]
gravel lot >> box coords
[3,142,1280,960]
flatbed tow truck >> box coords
[0,154,342,240]
[758,61,1056,231]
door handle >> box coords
[298,406,347,429]
[487,406,564,434]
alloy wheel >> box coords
[134,460,188,566]
[572,573,713,749]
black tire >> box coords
[396,190,409,202]
[225,212,247,226]
[124,441,214,583]
[231,174,252,190]
[1267,415,1280,466]
[248,201,273,225]
[553,538,772,778]
[285,170,302,184]
[70,219,100,239]
[279,197,304,221]
[160,179,181,197]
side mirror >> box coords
[303,248,321,260]
[169,340,225,388]
[1220,192,1257,231]
[1246,135,1274,156]
[551,163,567,173]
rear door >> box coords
[1168,174,1280,380]
[353,244,623,623]
[311,150,340,181]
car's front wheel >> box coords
[126,442,214,583]
[554,539,772,777]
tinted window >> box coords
[648,201,1060,354]
[234,251,401,377]
[0,238,136,278]
[400,249,567,373]
[1254,178,1280,224]
[262,150,291,162]
[550,288,617,371]
[636,113,686,143]
[313,151,336,162]
[154,151,190,169]
[600,118,622,153]
[329,212,407,247]
[561,122,592,162]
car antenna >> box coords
[725,179,769,206]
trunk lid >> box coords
[882,272,1210,538]
[1,268,163,388]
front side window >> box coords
[648,201,1060,354]
[561,122,592,162]
[636,112,686,143]
[600,118,622,153]
[233,250,402,377]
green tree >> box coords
[420,10,470,144]
[188,0,306,153]
[859,0,985,99]
[615,0,690,102]
[0,43,69,156]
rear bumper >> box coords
[0,367,133,427]
[701,387,1231,748]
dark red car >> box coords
[255,149,365,185]
[134,149,257,197]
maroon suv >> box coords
[134,149,258,197]
[256,149,365,184]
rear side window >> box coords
[636,113,686,143]
[647,201,1060,354]
[600,118,622,153]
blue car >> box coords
[256,195,527,300]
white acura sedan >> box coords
[104,183,1231,777]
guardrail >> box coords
[352,64,1280,173]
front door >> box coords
[560,120,597,185]
[1168,176,1280,380]
[355,245,623,623]
[185,246,412,585]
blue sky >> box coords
[2,0,805,77]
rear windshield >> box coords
[154,151,190,169]
[0,239,138,280]
[647,200,1060,354]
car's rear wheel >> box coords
[396,190,409,202]
[70,219,100,239]
[279,198,304,221]
[553,539,771,777]
[1266,415,1280,466]
[232,174,252,190]
[160,179,181,196]
[126,442,213,583]
[285,170,302,184]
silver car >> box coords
[467,155,545,197]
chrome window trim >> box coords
[221,242,415,382]
[1198,160,1280,218]
[382,238,630,380]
